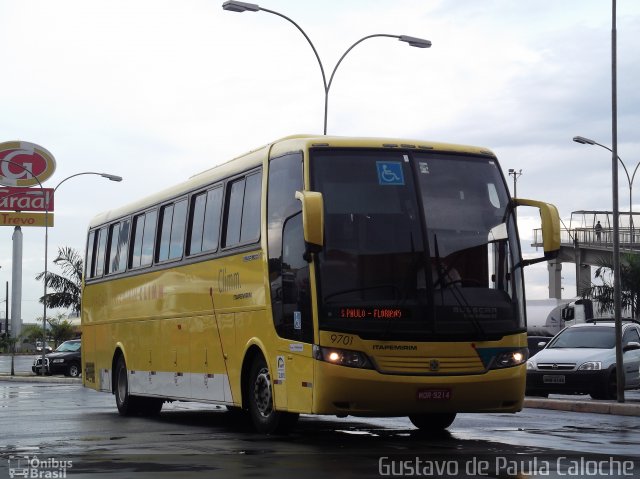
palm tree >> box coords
[581,253,640,318]
[36,246,83,316]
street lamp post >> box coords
[573,136,640,232]
[38,172,122,373]
[0,158,122,375]
[571,0,624,402]
[507,169,522,199]
[508,169,522,222]
[222,0,431,135]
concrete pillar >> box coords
[11,226,22,342]
[548,260,562,299]
[575,264,592,297]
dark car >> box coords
[32,339,82,377]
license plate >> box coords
[543,375,565,384]
[417,389,452,400]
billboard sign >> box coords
[0,187,54,212]
[0,211,54,227]
[0,141,56,187]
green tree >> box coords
[48,314,75,347]
[581,253,640,318]
[20,323,45,345]
[36,246,83,316]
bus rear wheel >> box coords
[246,356,298,434]
[408,413,456,432]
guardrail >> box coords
[533,227,640,249]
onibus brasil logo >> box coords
[8,455,73,478]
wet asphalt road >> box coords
[1,380,640,479]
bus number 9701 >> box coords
[330,334,354,346]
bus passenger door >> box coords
[279,214,314,412]
[267,152,314,413]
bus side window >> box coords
[158,204,175,262]
[85,230,96,279]
[223,170,262,249]
[106,222,121,274]
[141,210,157,266]
[224,178,245,247]
[129,211,157,268]
[203,187,223,251]
[130,214,145,268]
[188,186,222,256]
[94,227,108,277]
[157,199,187,262]
[240,172,261,243]
[116,219,130,272]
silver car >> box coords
[526,320,640,399]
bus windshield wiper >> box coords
[432,234,487,339]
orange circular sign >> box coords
[0,141,56,187]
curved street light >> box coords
[573,136,640,219]
[0,159,122,374]
[222,0,432,134]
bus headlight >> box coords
[313,345,373,369]
[491,348,528,369]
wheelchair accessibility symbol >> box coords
[376,161,404,185]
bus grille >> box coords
[374,355,484,375]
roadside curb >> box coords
[524,397,640,416]
[0,373,81,384]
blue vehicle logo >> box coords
[376,162,404,185]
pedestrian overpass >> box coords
[532,210,640,298]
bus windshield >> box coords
[310,149,523,341]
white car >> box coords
[526,320,640,399]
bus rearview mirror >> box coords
[295,190,324,257]
[514,198,561,267]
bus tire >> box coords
[408,413,456,432]
[114,355,140,416]
[246,356,298,434]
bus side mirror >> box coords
[295,190,324,258]
[513,198,561,267]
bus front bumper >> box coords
[312,361,526,416]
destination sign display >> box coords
[338,307,410,319]
[0,187,54,212]
[0,211,54,227]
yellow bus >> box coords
[82,135,560,434]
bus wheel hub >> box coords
[254,368,273,416]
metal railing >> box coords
[533,227,640,249]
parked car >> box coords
[35,341,53,353]
[527,335,551,357]
[32,339,81,377]
[526,320,640,399]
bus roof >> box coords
[88,134,496,228]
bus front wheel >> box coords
[408,413,456,432]
[114,356,164,416]
[115,356,136,416]
[246,356,298,434]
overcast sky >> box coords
[1,0,640,323]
